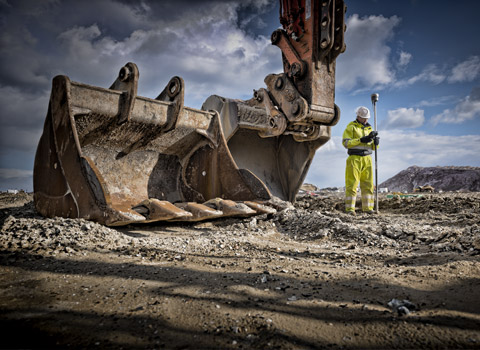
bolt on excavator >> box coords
[33,0,347,226]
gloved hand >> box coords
[360,135,371,143]
[373,136,380,146]
[360,131,378,143]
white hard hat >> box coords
[356,106,370,119]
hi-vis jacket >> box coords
[342,120,376,156]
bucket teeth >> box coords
[132,199,192,222]
[170,202,223,222]
[244,201,277,215]
[106,209,149,226]
[204,198,256,217]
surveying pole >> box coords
[371,93,379,213]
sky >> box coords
[1,0,480,191]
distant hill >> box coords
[301,183,319,192]
[379,166,480,192]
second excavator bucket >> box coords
[34,0,346,226]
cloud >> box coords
[430,87,480,125]
[0,86,49,129]
[0,168,33,191]
[306,131,480,188]
[415,95,456,108]
[48,1,281,106]
[0,126,42,152]
[0,86,49,157]
[394,63,446,88]
[336,14,401,91]
[397,51,412,68]
[0,24,50,89]
[382,107,425,129]
[448,56,480,83]
[0,168,32,179]
[394,56,480,89]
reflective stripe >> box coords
[345,196,356,200]
[350,145,372,151]
[345,203,355,209]
[342,138,350,148]
[362,194,374,210]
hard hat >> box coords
[356,106,370,119]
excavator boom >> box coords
[33,0,346,225]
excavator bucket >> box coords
[34,64,273,226]
[33,0,346,226]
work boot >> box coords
[363,210,375,214]
[346,211,356,216]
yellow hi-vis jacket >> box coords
[342,120,377,155]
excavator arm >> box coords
[203,0,346,200]
[33,0,347,226]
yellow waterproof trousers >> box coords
[345,155,374,212]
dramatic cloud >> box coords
[430,87,480,125]
[448,56,480,83]
[382,107,425,129]
[0,0,280,102]
[46,1,281,106]
[336,14,401,91]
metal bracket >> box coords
[319,0,346,62]
[264,73,309,122]
[109,62,139,125]
[255,88,287,138]
[271,29,307,78]
[156,76,185,132]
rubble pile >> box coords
[0,203,132,255]
[283,193,480,253]
[1,191,479,258]
[0,191,32,209]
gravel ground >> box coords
[1,191,479,349]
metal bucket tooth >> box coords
[244,201,277,215]
[170,202,223,222]
[204,198,256,217]
[132,199,193,223]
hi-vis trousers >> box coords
[345,155,374,212]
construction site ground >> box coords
[1,191,479,349]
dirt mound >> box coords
[379,165,480,192]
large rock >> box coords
[379,165,480,192]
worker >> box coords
[342,106,380,215]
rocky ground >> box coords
[1,191,479,349]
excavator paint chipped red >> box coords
[33,0,346,226]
